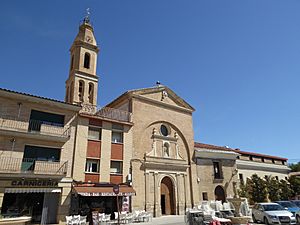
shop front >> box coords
[0,179,61,224]
[71,183,135,222]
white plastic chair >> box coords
[102,214,111,222]
[66,216,73,225]
[73,215,80,225]
[80,215,87,225]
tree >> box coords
[289,162,300,172]
[289,176,300,198]
[238,181,249,199]
[265,176,281,201]
[247,174,268,203]
[279,179,293,200]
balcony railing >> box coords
[0,157,68,176]
[80,104,132,123]
[0,115,70,138]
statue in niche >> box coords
[163,142,170,157]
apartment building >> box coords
[0,88,80,224]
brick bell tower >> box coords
[65,11,99,105]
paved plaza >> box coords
[142,215,185,225]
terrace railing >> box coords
[80,104,132,123]
[0,115,70,138]
[0,157,68,176]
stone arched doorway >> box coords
[215,185,226,203]
[160,176,175,215]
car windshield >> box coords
[263,204,284,211]
[278,202,298,208]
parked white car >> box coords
[252,202,296,225]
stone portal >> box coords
[160,177,175,215]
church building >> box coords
[0,14,291,224]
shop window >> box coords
[202,192,208,201]
[88,126,101,140]
[84,52,90,69]
[85,159,99,173]
[213,162,222,179]
[110,161,123,174]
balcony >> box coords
[80,104,132,123]
[0,115,70,141]
[0,157,68,177]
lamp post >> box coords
[113,184,120,225]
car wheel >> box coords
[252,214,258,223]
[264,217,269,225]
[296,215,300,224]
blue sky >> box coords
[0,1,299,161]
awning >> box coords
[5,188,61,193]
[74,186,136,197]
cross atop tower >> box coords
[83,8,91,24]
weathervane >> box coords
[84,8,90,24]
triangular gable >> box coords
[105,85,195,112]
[129,86,195,111]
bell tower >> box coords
[65,12,99,105]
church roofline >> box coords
[194,142,288,161]
[105,85,195,111]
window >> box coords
[275,176,279,181]
[272,159,275,164]
[110,161,123,174]
[79,80,84,102]
[88,83,94,104]
[160,124,169,136]
[112,124,123,143]
[202,192,208,201]
[112,132,123,143]
[213,162,222,179]
[28,110,65,132]
[85,159,99,173]
[88,127,101,140]
[84,52,90,69]
[249,156,253,161]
